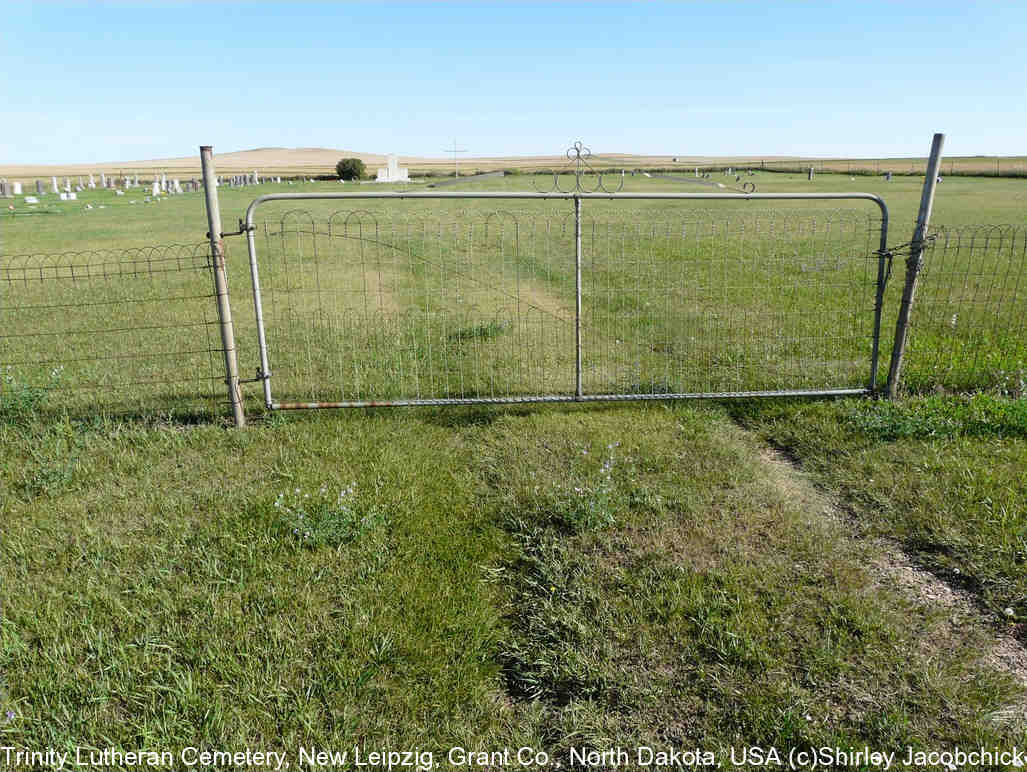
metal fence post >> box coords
[200,145,246,427]
[574,194,583,399]
[886,133,945,399]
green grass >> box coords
[733,395,1027,624]
[2,171,1027,756]
[2,404,1023,755]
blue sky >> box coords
[2,1,1024,163]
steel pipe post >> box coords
[887,133,945,398]
[200,145,246,427]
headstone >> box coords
[36,180,44,195]
[68,192,77,200]
[100,172,106,187]
[59,192,69,200]
[173,179,182,194]
[24,195,38,204]
[88,174,96,188]
[115,190,125,196]
[161,173,167,192]
[12,181,22,195]
[74,185,83,192]
[63,178,71,192]
[0,181,7,197]
[808,167,815,181]
[151,181,160,196]
[51,176,59,193]
[133,174,139,186]
[376,154,410,182]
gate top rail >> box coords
[244,191,888,231]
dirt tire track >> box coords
[756,445,1027,727]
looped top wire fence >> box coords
[532,140,626,194]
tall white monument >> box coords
[376,154,410,183]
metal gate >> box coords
[237,191,889,410]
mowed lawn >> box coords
[1,171,1026,756]
[1,404,1023,754]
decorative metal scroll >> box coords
[533,141,756,194]
[533,141,625,194]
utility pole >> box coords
[444,139,467,178]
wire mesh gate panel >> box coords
[237,193,889,409]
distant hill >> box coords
[0,146,796,179]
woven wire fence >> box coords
[902,225,1027,395]
[237,202,884,407]
[758,158,1027,178]
[1,243,225,419]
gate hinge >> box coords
[206,220,255,239]
[239,368,271,384]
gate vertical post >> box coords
[574,194,583,399]
[200,145,246,427]
[886,133,945,399]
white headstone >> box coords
[67,192,77,200]
[115,190,125,196]
[59,192,69,200]
[12,182,22,195]
[88,174,96,188]
[51,176,59,193]
[100,172,107,187]
[24,195,38,204]
[36,180,44,194]
[173,179,182,194]
[151,181,160,196]
[376,154,410,182]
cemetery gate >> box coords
[234,191,890,410]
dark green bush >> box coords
[335,158,366,181]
